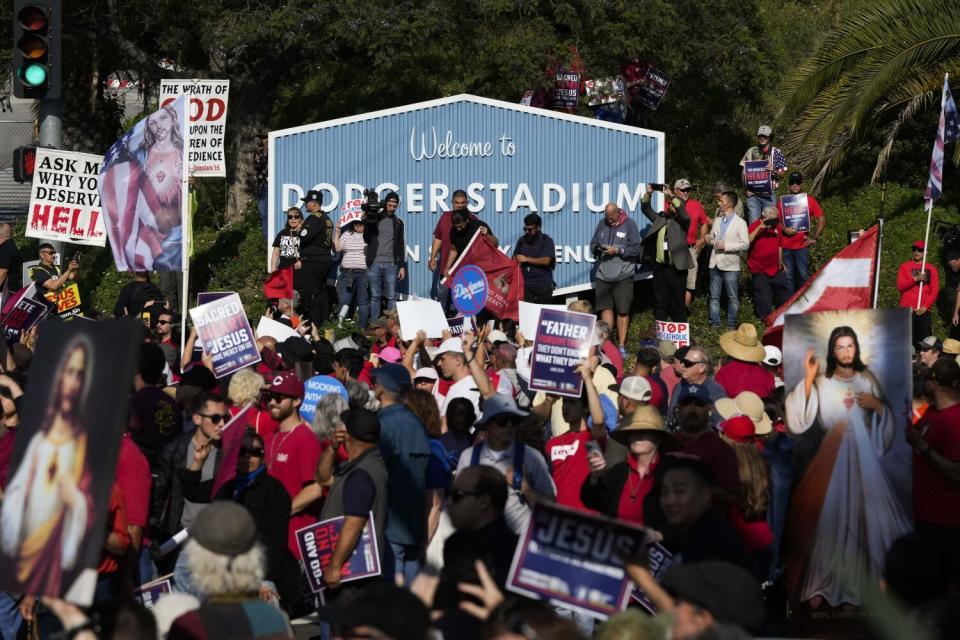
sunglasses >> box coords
[678,187,693,193]
[199,412,232,425]
[156,320,172,325]
[450,488,482,502]
[239,446,265,457]
[263,391,293,404]
[287,215,302,220]
[681,359,705,368]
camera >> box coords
[650,183,666,192]
[763,217,778,227]
[360,188,383,221]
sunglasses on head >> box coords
[239,446,265,457]
[681,358,705,368]
[199,412,232,425]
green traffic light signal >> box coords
[20,63,48,87]
[11,1,61,100]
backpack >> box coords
[470,439,526,495]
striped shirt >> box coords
[339,231,367,269]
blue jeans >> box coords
[385,541,421,587]
[336,268,370,328]
[709,268,740,329]
[174,548,202,598]
[763,433,795,582]
[782,247,810,294]
[745,194,775,225]
[0,593,21,640]
[368,262,398,320]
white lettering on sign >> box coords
[454,280,486,299]
[409,127,518,161]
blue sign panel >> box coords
[300,375,349,424]
[451,264,488,316]
[269,95,664,297]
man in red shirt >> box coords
[747,206,789,319]
[544,364,607,512]
[777,172,825,294]
[715,324,775,399]
[898,240,941,345]
[908,360,960,558]
[262,371,323,561]
[117,431,152,583]
[668,179,710,310]
[427,189,475,314]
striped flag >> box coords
[925,75,960,204]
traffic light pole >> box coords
[39,97,64,260]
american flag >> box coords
[925,75,960,204]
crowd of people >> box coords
[0,126,956,640]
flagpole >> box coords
[872,184,886,308]
[916,199,933,310]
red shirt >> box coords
[679,199,708,246]
[601,340,624,380]
[729,507,773,552]
[97,484,130,575]
[661,365,680,400]
[0,427,16,489]
[264,423,323,559]
[777,194,823,250]
[433,210,479,268]
[643,375,666,414]
[715,359,775,399]
[676,430,740,495]
[547,430,595,512]
[747,219,782,277]
[616,454,659,524]
[913,403,960,526]
[897,260,940,309]
[116,433,151,529]
[229,405,279,438]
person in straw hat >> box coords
[581,405,678,525]
[715,323,775,399]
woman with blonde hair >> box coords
[227,368,277,436]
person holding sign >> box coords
[898,240,941,344]
[776,172,825,294]
[740,125,788,224]
[32,243,79,305]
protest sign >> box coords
[160,79,230,176]
[630,543,673,613]
[256,315,300,343]
[189,293,260,378]
[296,513,381,594]
[446,315,476,337]
[584,76,626,106]
[507,502,648,620]
[0,317,141,604]
[337,198,364,228]
[451,265,489,317]
[101,96,189,272]
[529,308,596,398]
[519,301,569,339]
[397,298,448,340]
[655,320,690,348]
[210,404,259,497]
[780,193,811,233]
[300,375,349,424]
[44,282,83,318]
[782,309,912,610]
[553,70,580,108]
[443,231,524,320]
[743,160,773,196]
[25,149,107,247]
[136,575,173,609]
[1,296,48,341]
[635,66,671,110]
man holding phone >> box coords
[589,202,643,359]
[747,206,789,319]
[32,243,80,309]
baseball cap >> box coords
[435,337,464,356]
[661,561,765,632]
[370,363,411,393]
[788,171,803,185]
[342,408,381,443]
[300,190,323,205]
[266,370,305,399]
[333,336,360,352]
[673,178,692,191]
[912,240,926,250]
[475,393,529,429]
[675,383,712,405]
[762,345,782,367]
[657,339,678,358]
[609,376,652,403]
[721,415,755,443]
[378,346,402,364]
[413,367,439,382]
[916,336,942,352]
[487,330,510,345]
[757,125,773,137]
[368,318,387,330]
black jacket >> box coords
[150,432,223,540]
[299,211,334,260]
[640,196,693,270]
[580,461,631,519]
[363,214,405,267]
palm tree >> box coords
[777,0,960,190]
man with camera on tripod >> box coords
[364,191,406,320]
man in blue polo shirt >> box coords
[369,363,431,585]
[513,213,556,303]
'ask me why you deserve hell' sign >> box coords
[26,149,107,247]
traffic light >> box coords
[13,146,38,183]
[11,0,61,100]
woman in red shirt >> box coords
[580,405,678,524]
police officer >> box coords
[298,190,334,323]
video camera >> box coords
[360,188,384,221]
[935,220,960,251]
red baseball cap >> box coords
[266,370,304,399]
[721,415,755,443]
[912,240,925,250]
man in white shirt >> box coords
[455,394,556,534]
[437,337,481,418]
[707,191,750,330]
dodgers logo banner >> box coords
[529,308,596,398]
[507,502,649,620]
[296,514,381,594]
[189,293,260,378]
[743,160,773,196]
[451,264,488,317]
[780,193,810,233]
